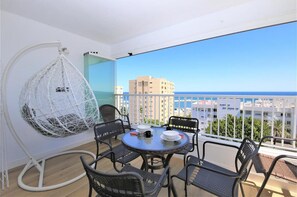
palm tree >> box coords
[271,120,291,138]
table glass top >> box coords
[121,127,190,153]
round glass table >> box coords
[122,127,190,170]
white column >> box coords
[0,5,9,187]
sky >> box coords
[117,22,297,92]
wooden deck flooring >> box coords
[1,140,295,197]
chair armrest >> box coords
[88,151,115,166]
[120,114,131,130]
[191,130,200,143]
[196,129,200,135]
[259,136,297,147]
[185,162,239,185]
[119,112,128,121]
[266,154,297,175]
[145,166,170,195]
[121,114,129,120]
[94,137,112,150]
[161,124,168,127]
[202,141,239,160]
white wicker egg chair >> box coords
[1,42,98,191]
[20,53,99,137]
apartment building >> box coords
[191,99,295,133]
[129,76,175,124]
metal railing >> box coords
[115,93,297,151]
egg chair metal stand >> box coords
[1,41,98,191]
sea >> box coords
[94,91,296,108]
[122,91,297,96]
[120,91,297,109]
[173,92,297,96]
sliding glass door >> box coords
[84,53,116,107]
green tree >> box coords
[143,118,164,126]
[270,120,291,138]
[205,114,271,142]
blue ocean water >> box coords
[123,91,297,96]
[174,91,297,96]
[175,92,297,108]
[122,92,296,109]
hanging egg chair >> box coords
[19,54,99,137]
[1,42,98,191]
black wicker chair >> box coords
[99,104,131,130]
[81,151,171,197]
[93,119,139,170]
[171,138,258,197]
[163,116,200,164]
[250,136,297,197]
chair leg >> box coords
[168,168,171,197]
[88,183,92,197]
[140,160,145,170]
[184,181,188,197]
[245,163,253,181]
[183,155,187,166]
[256,173,272,197]
[95,144,99,169]
[94,160,97,170]
[171,175,189,197]
[109,152,120,172]
[240,182,245,197]
[171,176,178,197]
[151,158,154,173]
[94,152,101,170]
[196,143,200,160]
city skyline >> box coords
[117,22,297,92]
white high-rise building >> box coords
[191,99,295,133]
[129,76,175,124]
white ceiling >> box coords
[2,0,254,44]
[1,0,296,57]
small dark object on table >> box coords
[145,130,152,138]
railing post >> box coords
[271,99,275,145]
[293,97,297,148]
[209,97,212,134]
[281,98,286,146]
[233,97,236,139]
[242,98,245,140]
[251,98,255,140]
[260,99,264,139]
[154,95,156,125]
[225,97,228,138]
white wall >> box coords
[1,11,112,169]
[111,0,297,58]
